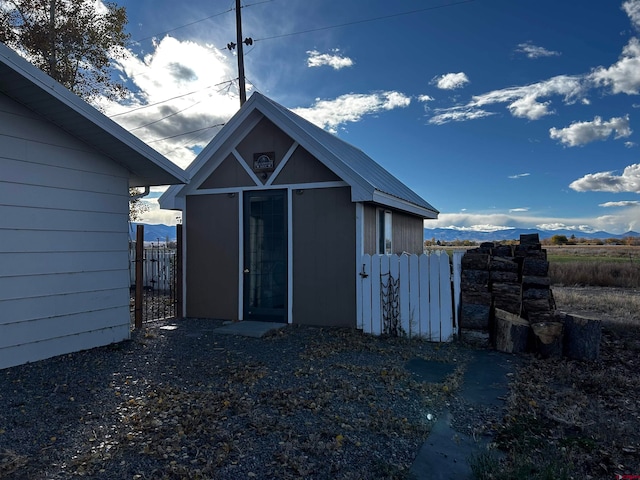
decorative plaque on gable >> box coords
[253,152,275,172]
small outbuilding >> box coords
[0,43,187,369]
[160,92,438,327]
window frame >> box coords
[377,208,393,255]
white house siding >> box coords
[0,93,131,369]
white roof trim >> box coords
[159,92,438,218]
[372,191,438,219]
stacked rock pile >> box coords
[459,234,600,360]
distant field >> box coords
[545,244,640,264]
[427,244,640,288]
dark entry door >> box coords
[243,190,287,322]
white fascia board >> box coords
[158,184,182,210]
[350,184,375,203]
[183,112,265,198]
[183,107,255,178]
[256,102,373,196]
[372,190,438,219]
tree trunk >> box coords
[462,269,490,285]
[522,275,551,287]
[490,256,519,272]
[462,253,489,270]
[561,313,601,361]
[490,270,519,283]
[494,309,530,353]
[531,322,563,358]
[492,282,522,315]
[522,258,549,276]
[460,303,491,330]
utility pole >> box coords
[227,0,253,106]
[235,0,247,105]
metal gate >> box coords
[130,224,183,328]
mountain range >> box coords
[131,223,639,244]
[424,227,639,243]
[129,223,179,243]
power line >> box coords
[127,80,235,131]
[161,127,220,157]
[108,79,236,118]
[146,123,226,144]
[132,8,233,44]
[129,101,203,132]
[254,0,476,42]
[130,1,273,45]
[244,0,274,7]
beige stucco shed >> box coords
[160,92,438,327]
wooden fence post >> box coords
[176,223,183,318]
[134,224,144,329]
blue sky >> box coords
[100,0,640,233]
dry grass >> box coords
[478,285,640,479]
[549,244,640,324]
[474,246,640,478]
[553,286,640,325]
[549,261,640,288]
[545,244,640,260]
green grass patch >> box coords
[548,254,635,264]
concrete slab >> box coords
[405,358,457,384]
[410,411,476,480]
[458,350,515,407]
[410,349,518,480]
[213,321,287,338]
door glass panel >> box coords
[244,190,287,321]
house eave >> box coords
[0,42,187,187]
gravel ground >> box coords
[0,319,473,480]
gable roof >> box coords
[160,92,438,218]
[0,42,187,187]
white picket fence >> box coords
[128,247,177,292]
[358,251,463,342]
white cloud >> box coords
[599,200,640,207]
[425,209,640,235]
[101,36,239,169]
[429,74,586,124]
[418,95,434,102]
[426,7,640,127]
[570,163,640,192]
[306,49,354,70]
[623,0,640,30]
[549,115,632,146]
[428,106,495,125]
[626,141,638,148]
[432,72,469,90]
[508,173,530,179]
[138,195,182,225]
[516,42,561,59]
[472,75,586,120]
[591,37,640,95]
[535,223,596,233]
[293,91,411,133]
[509,207,529,213]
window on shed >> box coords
[377,209,392,254]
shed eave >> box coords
[372,190,439,219]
